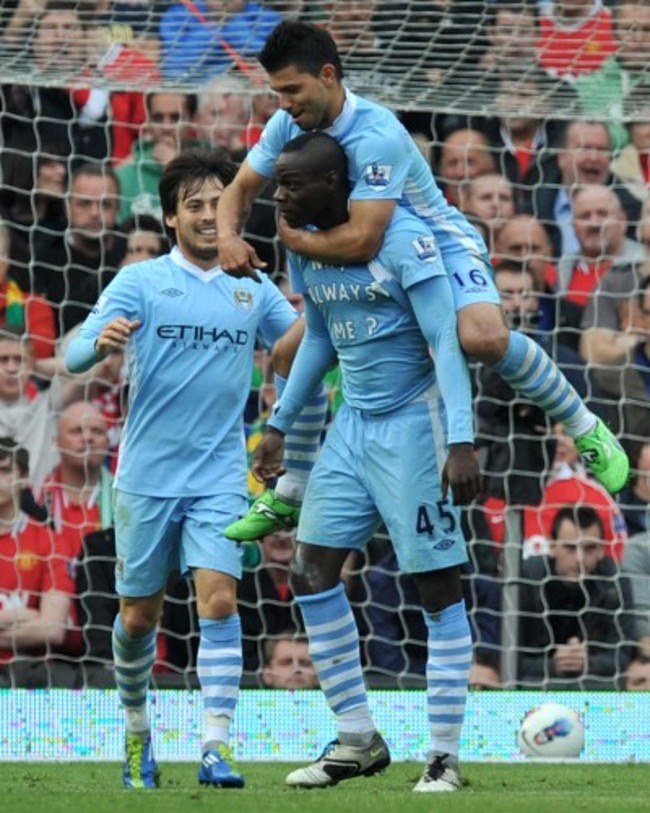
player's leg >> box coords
[285,406,390,788]
[115,593,165,790]
[372,393,471,792]
[225,318,328,540]
[185,494,249,788]
[411,567,469,792]
[113,489,180,790]
[449,254,629,494]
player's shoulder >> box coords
[380,210,439,265]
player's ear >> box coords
[164,212,177,232]
[319,64,338,86]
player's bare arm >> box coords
[95,317,141,355]
[216,160,269,280]
[278,198,396,264]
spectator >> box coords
[610,93,650,207]
[553,184,644,352]
[0,142,67,293]
[0,221,56,360]
[586,275,650,439]
[238,530,301,674]
[618,441,650,537]
[476,70,567,211]
[518,505,634,689]
[116,92,198,224]
[621,531,650,641]
[261,632,319,689]
[459,171,515,254]
[0,328,58,491]
[33,163,126,337]
[536,0,616,83]
[469,651,501,690]
[94,0,163,71]
[528,119,642,258]
[579,252,650,373]
[374,1,489,90]
[323,0,381,71]
[0,437,75,689]
[576,1,650,151]
[2,1,104,164]
[624,651,650,690]
[523,422,628,562]
[120,214,169,265]
[194,81,251,158]
[435,128,496,208]
[39,401,113,565]
[480,2,538,75]
[160,0,282,82]
[493,214,556,328]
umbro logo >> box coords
[160,288,183,297]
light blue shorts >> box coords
[113,489,249,598]
[297,390,468,574]
[444,250,501,312]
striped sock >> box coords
[424,600,472,758]
[297,583,375,740]
[112,615,156,734]
[492,331,595,438]
[274,373,328,503]
[197,615,242,748]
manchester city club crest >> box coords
[233,289,254,310]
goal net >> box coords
[0,0,646,699]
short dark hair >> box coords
[120,214,166,237]
[263,629,308,667]
[158,148,237,245]
[0,437,29,477]
[551,505,604,541]
[258,20,344,80]
[281,131,348,179]
[71,162,120,194]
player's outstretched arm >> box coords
[278,199,396,265]
[65,318,141,375]
[408,274,481,506]
[217,160,269,281]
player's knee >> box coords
[290,559,325,595]
[120,606,159,639]
[458,305,509,364]
[196,593,237,620]
[413,566,462,614]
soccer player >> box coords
[64,148,327,790]
[252,131,481,792]
[218,19,629,541]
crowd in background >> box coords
[1,0,650,693]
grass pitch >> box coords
[1,761,648,813]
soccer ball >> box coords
[517,703,585,758]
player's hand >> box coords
[251,428,286,483]
[442,443,482,506]
[217,233,266,282]
[277,215,306,252]
[96,318,142,355]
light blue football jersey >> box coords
[288,208,452,414]
[68,248,297,498]
[247,88,487,259]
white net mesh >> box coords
[0,0,647,695]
